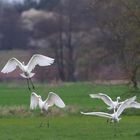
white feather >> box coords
[1,54,54,79]
[30,92,40,110]
[1,58,23,73]
[30,92,65,112]
[116,96,136,117]
[90,93,113,106]
[81,96,136,122]
[45,92,66,108]
[89,93,120,111]
[27,54,54,73]
[127,101,140,109]
[81,111,112,119]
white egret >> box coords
[81,96,136,123]
[1,54,54,90]
[89,93,121,112]
[30,91,65,128]
[30,92,65,112]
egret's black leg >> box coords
[29,78,35,90]
[47,115,50,128]
[27,79,31,91]
[39,111,44,128]
[43,111,50,128]
[113,121,118,137]
[116,122,122,136]
[107,118,110,124]
[39,121,44,128]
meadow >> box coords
[0,82,140,140]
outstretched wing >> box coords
[89,93,114,107]
[45,92,65,108]
[1,58,23,73]
[27,54,54,73]
[30,92,40,110]
[127,101,140,109]
[116,96,136,117]
[81,111,112,119]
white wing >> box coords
[89,93,114,107]
[30,92,40,110]
[45,92,65,108]
[27,54,54,73]
[127,101,140,109]
[116,96,136,117]
[81,111,112,119]
[1,58,23,73]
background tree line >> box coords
[0,0,140,88]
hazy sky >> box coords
[0,0,40,4]
[1,0,24,3]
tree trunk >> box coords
[66,7,75,81]
[131,66,138,89]
[57,7,66,81]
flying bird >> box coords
[89,93,121,112]
[30,92,65,113]
[81,96,136,123]
[30,91,65,128]
[1,54,54,90]
[124,101,140,109]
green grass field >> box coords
[0,82,140,140]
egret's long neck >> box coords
[113,108,116,113]
[22,62,25,66]
[116,98,119,103]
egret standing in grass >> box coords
[30,91,65,127]
[1,54,54,90]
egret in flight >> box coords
[30,92,65,112]
[89,93,121,112]
[1,54,54,90]
[81,96,136,123]
[30,91,65,128]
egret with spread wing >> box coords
[30,91,65,128]
[30,92,65,112]
[1,54,54,90]
[81,96,136,123]
[89,93,121,112]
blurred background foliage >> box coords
[0,0,139,88]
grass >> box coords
[0,82,140,139]
[0,82,139,112]
[0,116,140,140]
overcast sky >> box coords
[1,0,24,4]
[0,0,40,4]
